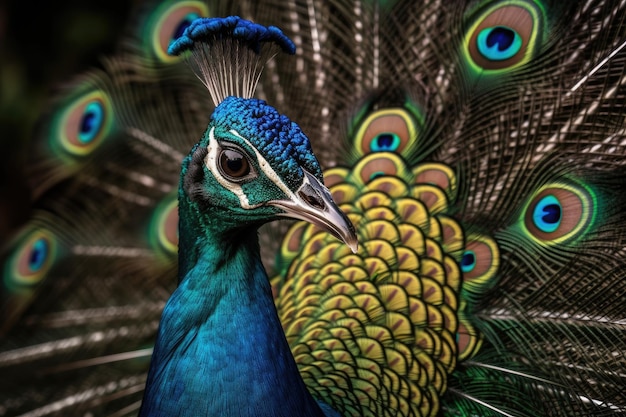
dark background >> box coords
[0,1,134,240]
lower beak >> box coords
[268,170,358,253]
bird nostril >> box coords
[299,184,325,210]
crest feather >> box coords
[168,16,295,105]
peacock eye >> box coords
[532,194,562,233]
[55,90,112,158]
[5,229,58,289]
[355,108,420,158]
[460,236,499,284]
[476,26,522,61]
[460,250,477,273]
[150,1,209,63]
[522,183,595,244]
[78,101,105,144]
[370,133,401,152]
[464,3,543,72]
[219,148,252,181]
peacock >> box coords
[1,0,626,416]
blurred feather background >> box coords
[0,1,131,240]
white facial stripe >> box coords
[228,129,300,201]
[205,127,261,209]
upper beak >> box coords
[268,170,358,253]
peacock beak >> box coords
[268,170,358,253]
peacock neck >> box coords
[140,213,329,417]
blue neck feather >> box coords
[140,197,331,416]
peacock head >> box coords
[170,16,356,251]
[180,96,358,252]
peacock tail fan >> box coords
[2,0,626,416]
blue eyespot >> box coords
[5,230,58,289]
[28,238,49,272]
[174,12,200,41]
[370,133,401,152]
[532,194,562,233]
[460,250,477,273]
[476,26,522,61]
[78,101,104,144]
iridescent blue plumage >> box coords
[139,16,355,417]
[211,96,323,187]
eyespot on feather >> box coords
[52,90,113,159]
[149,195,179,257]
[149,1,209,63]
[522,182,596,244]
[464,1,544,72]
[460,235,499,287]
[353,108,419,158]
[3,229,58,290]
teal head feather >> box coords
[176,94,356,277]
